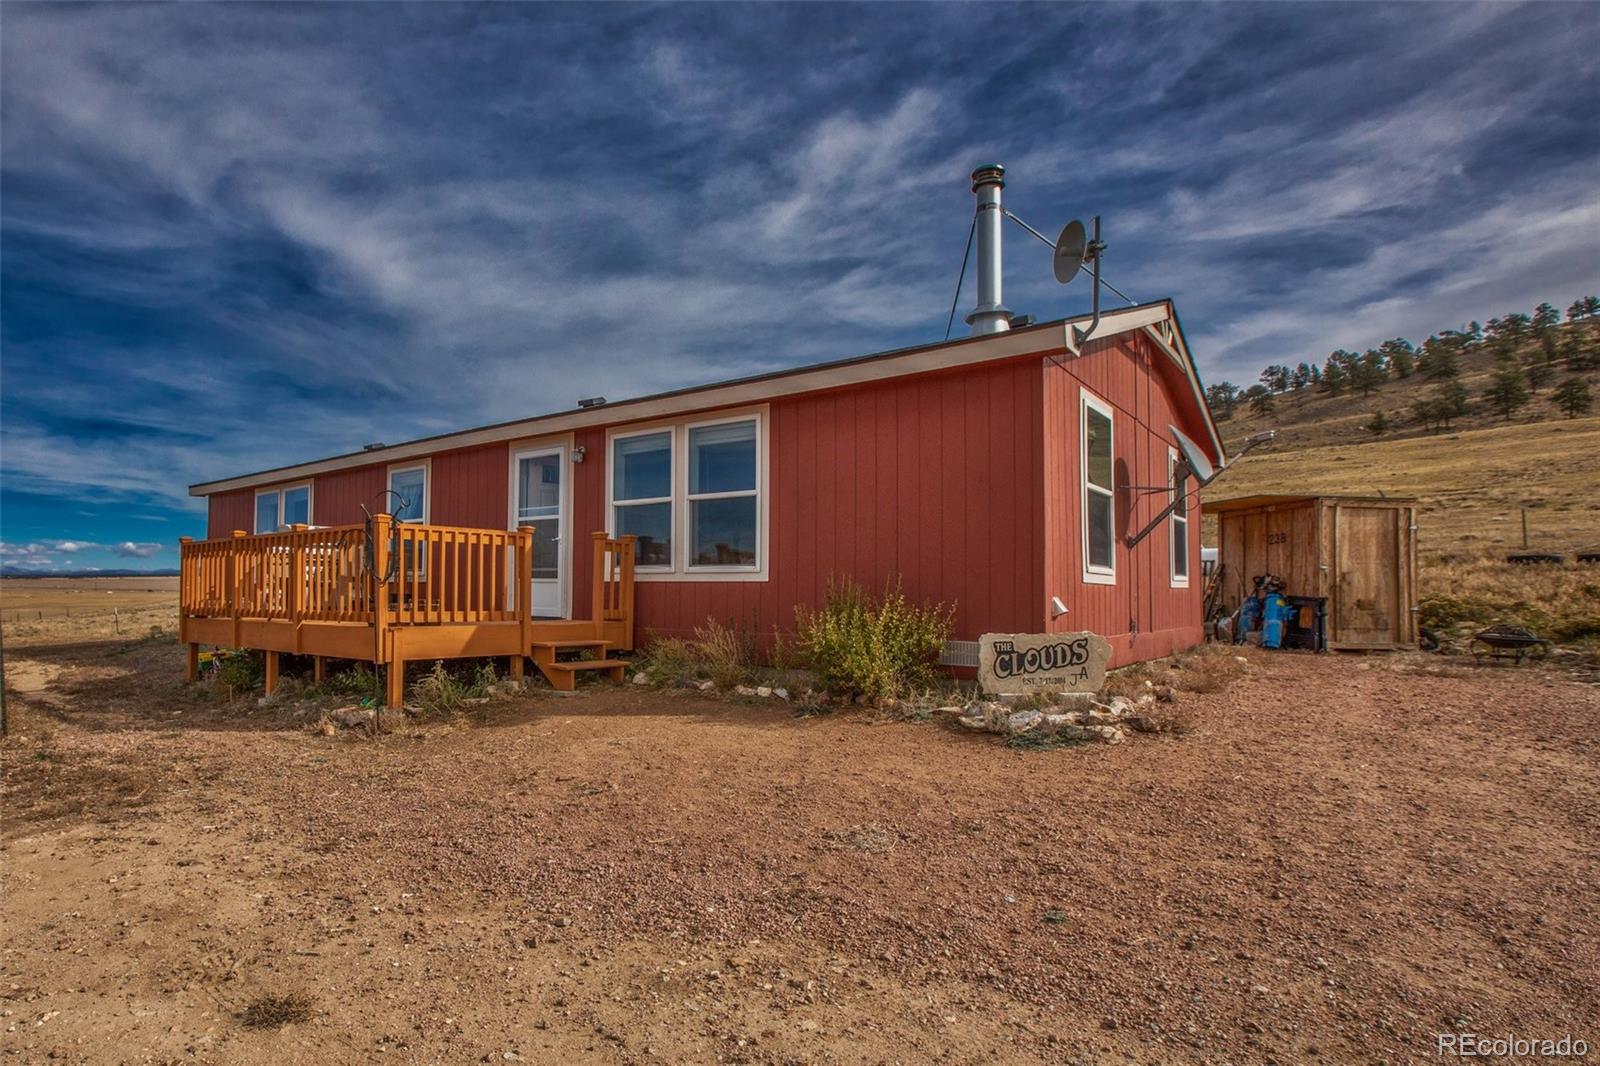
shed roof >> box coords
[1202,493,1419,514]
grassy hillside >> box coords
[1200,417,1600,656]
[1203,416,1600,556]
[1222,342,1599,452]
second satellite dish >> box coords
[1052,219,1087,284]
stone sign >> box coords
[977,632,1112,696]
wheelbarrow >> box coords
[1470,624,1552,664]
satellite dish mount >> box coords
[1070,216,1106,348]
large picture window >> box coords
[254,484,312,533]
[1081,392,1115,583]
[1169,447,1190,587]
[608,410,767,579]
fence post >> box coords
[289,528,306,651]
[590,532,607,629]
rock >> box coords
[333,707,375,728]
[1126,716,1162,734]
[756,686,773,698]
[697,680,716,691]
[957,716,988,731]
[632,672,650,685]
[935,705,966,716]
[317,720,337,737]
[1006,710,1044,735]
[734,685,758,697]
[1087,725,1126,744]
[1154,685,1176,703]
[773,688,790,700]
[1136,693,1157,708]
[1105,696,1135,716]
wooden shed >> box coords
[1203,495,1418,650]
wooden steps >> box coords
[530,638,629,692]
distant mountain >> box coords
[0,567,181,579]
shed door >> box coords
[1333,506,1401,646]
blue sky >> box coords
[2,2,1596,572]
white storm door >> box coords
[514,446,567,618]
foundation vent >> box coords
[938,640,980,668]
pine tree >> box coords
[1483,364,1530,420]
[1379,338,1414,379]
[1552,377,1593,418]
[1355,349,1387,395]
[1417,336,1459,380]
[1366,409,1389,436]
[1525,359,1553,394]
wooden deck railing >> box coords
[179,522,637,640]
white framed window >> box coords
[387,461,429,523]
[687,415,759,571]
[611,428,674,570]
[1169,447,1190,588]
[254,483,312,533]
[607,407,768,581]
[1081,390,1116,584]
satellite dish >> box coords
[1171,425,1217,486]
[1053,219,1087,284]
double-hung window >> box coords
[608,410,766,577]
[687,419,758,568]
[254,484,311,533]
[612,431,674,569]
[1169,447,1190,587]
[1081,391,1115,583]
[388,463,428,523]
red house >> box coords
[181,166,1224,702]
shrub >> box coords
[214,650,264,697]
[635,636,701,687]
[691,617,756,690]
[410,660,496,718]
[305,664,380,702]
[795,577,953,703]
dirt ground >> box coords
[2,631,1597,1065]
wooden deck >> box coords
[179,516,636,705]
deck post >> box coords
[516,524,533,659]
[590,532,607,637]
[386,655,406,709]
[313,656,326,683]
[178,536,194,646]
[229,530,246,649]
[619,535,637,650]
[289,529,306,651]
[264,650,280,696]
[186,642,200,683]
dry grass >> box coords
[1419,555,1600,650]
[1204,417,1600,555]
[240,993,316,1029]
[1101,644,1250,701]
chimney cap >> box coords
[970,163,1005,191]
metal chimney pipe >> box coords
[965,163,1012,336]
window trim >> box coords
[605,406,770,582]
[387,460,430,524]
[253,482,314,533]
[608,425,676,573]
[1080,389,1116,585]
[1169,446,1190,589]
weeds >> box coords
[304,664,380,703]
[212,650,263,698]
[691,617,757,689]
[794,577,953,703]
[241,993,316,1029]
[409,660,496,719]
[634,636,701,687]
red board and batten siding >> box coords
[1043,331,1205,665]
[204,330,1208,666]
[570,356,1048,647]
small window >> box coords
[1169,448,1190,587]
[389,465,427,523]
[612,431,673,568]
[688,419,758,569]
[254,483,312,533]
[1082,392,1115,582]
